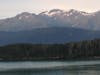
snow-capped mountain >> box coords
[0,9,100,45]
[0,9,100,31]
[39,9,100,30]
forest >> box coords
[0,39,100,61]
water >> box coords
[0,60,100,75]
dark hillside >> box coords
[0,39,100,61]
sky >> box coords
[0,0,100,19]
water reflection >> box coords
[0,61,100,75]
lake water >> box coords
[0,60,100,75]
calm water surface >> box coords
[0,60,100,75]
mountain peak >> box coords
[39,9,64,16]
[68,9,78,13]
[17,12,32,16]
[66,9,90,16]
[48,9,63,14]
[16,12,33,20]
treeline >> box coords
[0,39,100,61]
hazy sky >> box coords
[0,0,100,19]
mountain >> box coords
[0,9,100,31]
[0,27,100,45]
[0,9,100,45]
[39,9,98,30]
[0,12,47,31]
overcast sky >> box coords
[0,0,100,19]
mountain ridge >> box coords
[0,9,100,31]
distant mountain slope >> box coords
[0,27,100,45]
[0,9,100,31]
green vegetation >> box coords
[0,39,100,61]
